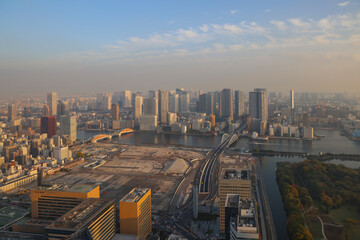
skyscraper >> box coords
[290,89,295,109]
[199,94,207,113]
[149,90,158,99]
[249,88,268,120]
[57,100,69,116]
[8,104,17,121]
[111,103,119,120]
[179,92,190,113]
[206,92,216,115]
[158,90,169,124]
[47,92,57,116]
[60,115,77,142]
[119,188,151,240]
[169,93,179,113]
[234,91,244,118]
[134,95,143,127]
[220,89,233,121]
[121,90,132,108]
[143,98,158,115]
[41,116,57,138]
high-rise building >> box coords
[41,104,50,117]
[57,100,69,116]
[220,89,234,121]
[249,88,268,120]
[169,93,179,113]
[143,98,158,115]
[60,115,77,142]
[40,116,57,138]
[290,89,295,109]
[111,103,120,120]
[140,115,158,131]
[119,188,151,240]
[149,90,159,99]
[30,184,100,220]
[158,90,169,124]
[206,92,216,115]
[225,194,240,240]
[8,104,17,121]
[134,95,143,127]
[179,92,190,113]
[45,198,116,240]
[121,90,132,108]
[47,92,57,116]
[219,169,251,233]
[234,91,244,118]
[199,94,207,113]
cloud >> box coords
[338,1,350,7]
[230,9,239,16]
[223,24,243,34]
[199,25,209,32]
[264,9,272,13]
[270,20,287,31]
[288,18,312,28]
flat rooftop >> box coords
[120,188,149,203]
[47,198,114,230]
[221,169,250,180]
[225,194,240,208]
[0,206,29,227]
[36,184,98,193]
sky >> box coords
[0,0,360,97]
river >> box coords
[77,129,360,239]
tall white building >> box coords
[290,90,295,109]
[134,95,143,127]
[47,92,57,116]
[121,90,132,108]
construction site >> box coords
[25,142,205,212]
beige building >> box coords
[219,169,251,233]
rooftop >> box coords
[225,194,240,208]
[47,198,114,230]
[36,184,98,193]
[0,206,29,227]
[120,188,150,203]
[221,169,250,180]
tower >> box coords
[158,90,169,124]
[47,92,57,116]
[220,89,234,121]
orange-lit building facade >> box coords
[119,188,151,240]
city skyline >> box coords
[1,0,360,96]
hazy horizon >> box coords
[1,0,360,97]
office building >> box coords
[41,116,57,138]
[229,199,260,240]
[134,96,143,127]
[179,92,190,113]
[111,103,120,120]
[225,194,240,240]
[47,92,57,116]
[57,100,69,116]
[303,113,310,127]
[31,184,100,220]
[119,188,151,240]
[199,94,207,113]
[219,169,251,233]
[169,93,179,113]
[290,90,295,109]
[143,98,158,115]
[158,90,169,124]
[42,105,50,117]
[8,104,17,121]
[206,92,216,115]
[249,88,268,120]
[149,90,159,99]
[140,115,158,131]
[220,89,234,121]
[45,198,116,240]
[234,91,244,118]
[60,115,77,142]
[167,112,177,125]
[121,90,132,108]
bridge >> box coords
[88,128,134,143]
[198,120,248,200]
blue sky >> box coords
[0,0,359,96]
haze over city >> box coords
[1,0,360,96]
